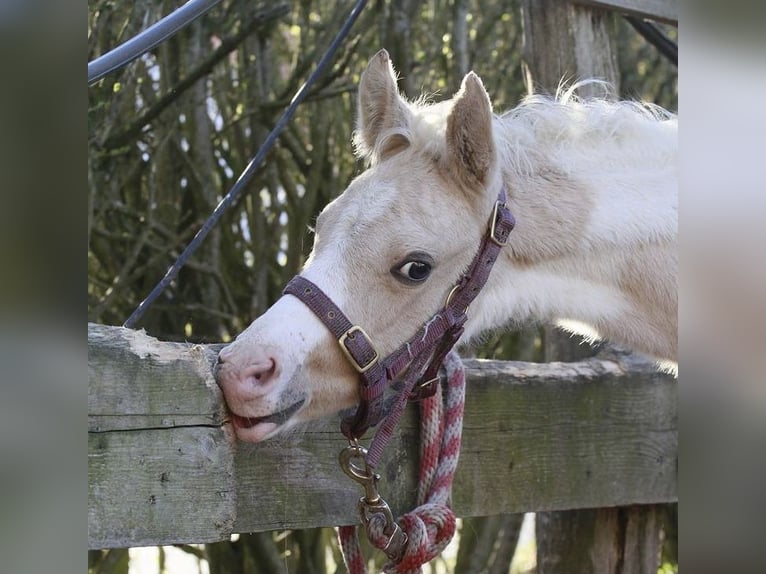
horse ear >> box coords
[445,72,495,187]
[355,49,409,158]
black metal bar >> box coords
[123,0,369,329]
[88,0,222,85]
[625,16,677,67]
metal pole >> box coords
[88,0,222,85]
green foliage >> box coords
[617,19,678,110]
[88,548,129,574]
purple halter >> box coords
[283,187,514,457]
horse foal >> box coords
[217,50,678,442]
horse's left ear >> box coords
[355,50,410,160]
[445,72,495,188]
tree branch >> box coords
[102,4,290,150]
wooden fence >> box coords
[88,323,676,550]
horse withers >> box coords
[216,49,677,443]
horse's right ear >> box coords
[355,50,409,159]
[445,72,495,188]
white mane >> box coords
[498,87,676,180]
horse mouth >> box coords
[229,399,305,441]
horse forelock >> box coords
[354,98,455,167]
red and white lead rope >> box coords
[338,351,466,574]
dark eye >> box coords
[392,253,434,285]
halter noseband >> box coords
[283,187,514,446]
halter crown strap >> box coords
[385,189,514,400]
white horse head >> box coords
[217,50,677,442]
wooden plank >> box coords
[88,323,225,431]
[88,426,236,548]
[573,0,678,25]
[87,323,677,549]
[451,357,676,516]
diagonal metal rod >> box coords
[123,0,369,329]
[624,16,677,67]
[88,0,222,85]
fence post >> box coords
[520,1,666,573]
[521,0,620,98]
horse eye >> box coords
[394,260,432,284]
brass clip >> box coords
[339,442,381,503]
[339,443,408,562]
[338,326,380,373]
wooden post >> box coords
[520,1,668,573]
[521,0,620,98]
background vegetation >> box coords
[88,1,677,571]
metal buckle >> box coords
[444,284,460,308]
[338,326,379,373]
[489,200,510,246]
[445,283,472,316]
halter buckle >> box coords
[339,326,380,373]
[444,284,460,309]
[489,200,511,246]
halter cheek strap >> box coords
[283,275,389,431]
[283,187,514,445]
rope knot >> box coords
[383,504,456,573]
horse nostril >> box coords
[218,345,234,363]
[241,358,278,388]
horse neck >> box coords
[464,105,678,359]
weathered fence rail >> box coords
[88,323,677,549]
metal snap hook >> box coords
[338,442,409,562]
[339,443,381,503]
